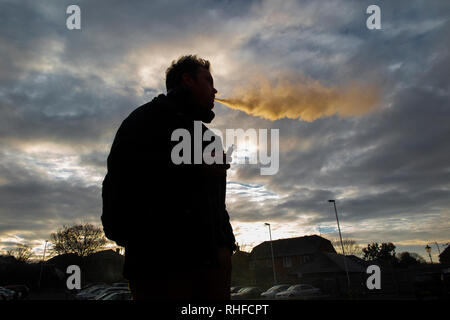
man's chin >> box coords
[201,109,215,123]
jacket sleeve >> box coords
[219,155,237,253]
[221,206,237,253]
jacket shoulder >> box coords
[113,95,174,142]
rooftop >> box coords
[250,235,336,259]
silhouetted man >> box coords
[101,55,237,300]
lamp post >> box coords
[265,223,277,285]
[425,245,433,264]
[38,240,48,289]
[328,200,351,292]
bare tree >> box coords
[6,244,34,262]
[50,224,107,257]
[332,238,362,256]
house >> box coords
[0,255,65,290]
[0,255,18,273]
[231,246,252,286]
[82,249,125,284]
[439,245,450,265]
[46,249,125,286]
[292,251,367,295]
[293,252,366,276]
[249,235,336,285]
[46,252,82,269]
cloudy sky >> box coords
[1,0,449,262]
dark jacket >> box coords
[101,91,236,279]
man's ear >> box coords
[181,73,194,88]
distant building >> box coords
[46,252,82,268]
[46,249,125,285]
[231,246,252,286]
[0,255,18,265]
[293,252,366,277]
[82,249,125,284]
[439,245,450,265]
[0,255,64,289]
[292,251,366,295]
[0,255,19,275]
[249,235,337,285]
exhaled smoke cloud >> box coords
[216,75,380,122]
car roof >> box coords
[272,284,290,288]
[97,289,129,298]
[104,291,131,300]
[100,290,130,298]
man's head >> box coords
[166,55,217,123]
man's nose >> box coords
[213,87,218,94]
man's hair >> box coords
[165,55,210,92]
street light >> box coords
[38,240,48,288]
[264,223,277,285]
[425,245,433,264]
[328,200,351,292]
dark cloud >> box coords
[0,146,103,249]
[79,151,108,168]
[0,71,143,147]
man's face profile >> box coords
[182,67,217,112]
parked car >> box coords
[230,286,244,294]
[78,283,107,294]
[260,284,291,299]
[231,287,264,299]
[80,282,106,292]
[75,285,111,300]
[112,282,129,288]
[275,284,321,299]
[414,272,446,299]
[96,290,132,300]
[70,284,107,300]
[0,287,16,300]
[88,287,131,300]
[3,285,29,300]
